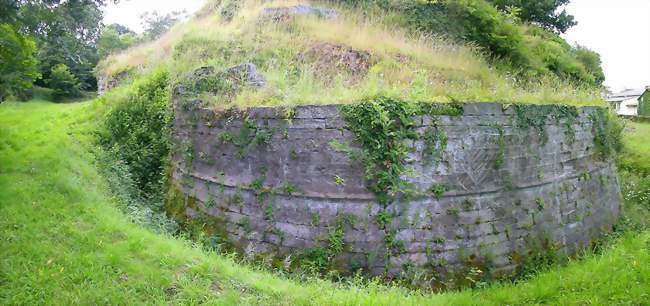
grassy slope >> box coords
[99,0,604,107]
[620,121,650,175]
[1,100,649,305]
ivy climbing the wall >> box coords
[589,108,624,159]
[340,96,421,205]
[340,96,462,205]
[513,104,578,145]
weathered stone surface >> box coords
[223,63,267,88]
[169,92,622,280]
[97,70,130,96]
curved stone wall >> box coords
[169,96,621,279]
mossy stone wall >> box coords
[170,88,621,279]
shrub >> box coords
[47,64,81,101]
[333,0,604,87]
[99,68,171,197]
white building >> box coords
[606,87,649,116]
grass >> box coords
[620,120,650,175]
[97,0,605,108]
[1,99,649,305]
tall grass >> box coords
[96,0,605,108]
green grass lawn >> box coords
[1,100,649,305]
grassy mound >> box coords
[1,99,648,305]
[97,0,604,107]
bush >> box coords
[99,68,171,197]
[47,64,81,101]
[333,0,604,87]
[0,23,39,102]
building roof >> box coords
[606,87,649,102]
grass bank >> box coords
[0,99,649,305]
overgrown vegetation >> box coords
[0,23,38,102]
[98,69,171,198]
[47,64,82,101]
[1,88,650,305]
[98,0,605,107]
[589,108,625,159]
[335,0,604,86]
[512,104,579,144]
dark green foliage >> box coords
[572,45,606,86]
[219,118,274,158]
[589,109,624,159]
[12,0,113,90]
[334,0,604,86]
[298,213,354,272]
[375,210,394,227]
[513,104,578,145]
[99,69,171,197]
[0,23,39,101]
[487,0,576,33]
[97,24,139,58]
[340,96,421,205]
[281,182,299,195]
[417,102,465,117]
[423,126,448,165]
[430,183,448,199]
[638,91,650,117]
[46,64,81,101]
[492,124,506,168]
[264,203,274,223]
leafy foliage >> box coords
[590,108,624,159]
[336,0,605,86]
[46,64,81,101]
[3,0,118,90]
[0,23,39,101]
[513,104,578,145]
[140,10,185,40]
[487,0,576,33]
[340,96,420,205]
[99,69,171,197]
[97,24,139,58]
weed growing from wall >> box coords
[589,108,624,159]
[513,104,578,145]
[340,97,462,205]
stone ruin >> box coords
[166,64,622,282]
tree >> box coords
[140,10,185,40]
[573,45,606,85]
[0,24,39,102]
[97,24,139,59]
[5,0,119,91]
[47,63,81,101]
[487,0,577,33]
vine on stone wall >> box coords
[340,97,462,206]
[513,104,578,145]
[589,108,624,159]
[340,97,462,271]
